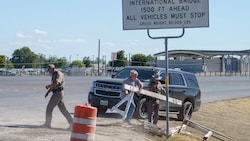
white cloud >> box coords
[34,29,48,35]
[16,32,32,38]
[15,41,33,46]
[37,39,53,43]
[128,40,139,46]
[59,38,86,43]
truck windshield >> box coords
[113,68,156,82]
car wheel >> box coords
[134,98,148,119]
[177,101,193,121]
[97,107,107,116]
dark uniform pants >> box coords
[147,100,159,124]
[45,90,73,126]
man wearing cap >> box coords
[42,64,73,129]
[120,69,143,124]
[146,73,166,127]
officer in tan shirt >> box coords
[147,73,166,126]
[42,64,72,129]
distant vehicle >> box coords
[0,69,16,76]
[88,66,201,120]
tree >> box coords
[70,60,85,68]
[6,61,14,69]
[37,54,47,68]
[131,54,148,66]
[109,50,127,67]
[0,55,6,68]
[56,57,68,68]
[44,55,67,68]
[10,47,39,68]
[146,55,155,62]
[83,57,91,67]
[47,55,58,64]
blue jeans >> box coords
[125,101,135,121]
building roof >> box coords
[154,49,250,58]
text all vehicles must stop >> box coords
[122,0,209,29]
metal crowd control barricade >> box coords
[177,105,237,141]
[112,84,182,120]
[111,84,136,120]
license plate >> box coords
[100,100,108,106]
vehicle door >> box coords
[168,72,187,110]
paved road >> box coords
[197,76,250,103]
[1,75,250,112]
[0,75,249,123]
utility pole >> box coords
[98,39,100,76]
[92,55,95,74]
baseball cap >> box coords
[47,64,55,71]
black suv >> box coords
[88,66,201,120]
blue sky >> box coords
[0,0,249,61]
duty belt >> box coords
[52,87,64,93]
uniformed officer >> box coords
[42,64,72,129]
[147,73,166,126]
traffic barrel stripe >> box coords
[70,104,97,141]
[73,118,96,125]
[71,132,94,141]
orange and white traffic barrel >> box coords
[70,104,97,141]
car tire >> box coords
[97,107,107,116]
[177,101,193,121]
[134,98,148,119]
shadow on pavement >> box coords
[97,112,123,118]
[1,124,69,131]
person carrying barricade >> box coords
[119,70,143,124]
[146,73,166,127]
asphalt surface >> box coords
[0,76,249,141]
[197,76,250,103]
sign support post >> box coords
[147,28,185,137]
